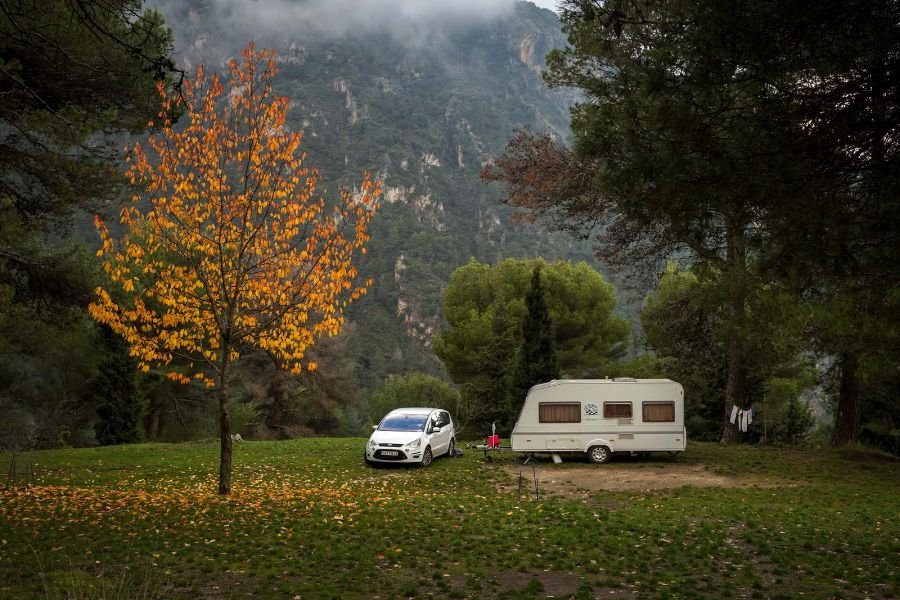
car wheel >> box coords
[446,438,456,458]
[587,445,611,464]
[420,446,433,467]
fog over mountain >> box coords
[150,0,530,63]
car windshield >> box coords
[378,414,429,432]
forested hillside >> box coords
[140,1,607,427]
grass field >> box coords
[0,439,897,599]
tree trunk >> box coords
[144,402,161,441]
[268,366,288,433]
[721,348,748,444]
[832,352,861,446]
[721,220,749,444]
[217,351,233,495]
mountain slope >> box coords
[155,1,605,403]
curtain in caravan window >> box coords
[642,401,675,422]
[539,403,581,423]
[603,402,632,418]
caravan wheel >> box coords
[587,445,611,464]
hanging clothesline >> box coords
[729,404,755,433]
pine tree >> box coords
[510,267,560,419]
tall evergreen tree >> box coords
[511,267,560,408]
[0,0,179,447]
[93,328,143,446]
[486,0,781,440]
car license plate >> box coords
[380,450,398,456]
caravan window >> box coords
[642,401,675,422]
[603,402,632,418]
[539,403,581,423]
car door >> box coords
[428,411,449,455]
[438,410,453,453]
[443,411,455,442]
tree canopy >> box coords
[641,263,813,441]
[0,0,178,449]
[369,372,461,429]
[0,0,178,226]
[434,257,629,432]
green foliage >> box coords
[138,372,210,442]
[369,372,460,425]
[0,0,177,225]
[0,313,102,450]
[858,375,900,456]
[536,0,797,422]
[93,328,144,446]
[762,377,816,447]
[543,0,899,443]
[640,265,726,440]
[296,331,368,436]
[227,400,264,439]
[0,1,177,449]
[0,218,106,449]
[782,397,815,446]
[435,257,629,432]
[225,349,357,440]
[642,263,814,441]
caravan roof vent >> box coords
[612,377,637,382]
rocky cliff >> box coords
[154,0,596,395]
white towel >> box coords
[738,409,753,432]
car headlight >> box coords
[368,438,377,448]
[405,438,421,449]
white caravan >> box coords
[510,378,686,463]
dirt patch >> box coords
[500,463,783,502]
[489,570,638,598]
[840,450,898,463]
[491,570,583,596]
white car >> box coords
[365,407,456,467]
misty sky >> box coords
[152,0,560,43]
[150,0,563,64]
[529,0,560,12]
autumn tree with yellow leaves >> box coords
[90,43,381,495]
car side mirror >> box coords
[432,426,442,434]
[372,425,378,431]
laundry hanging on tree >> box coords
[729,404,755,433]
